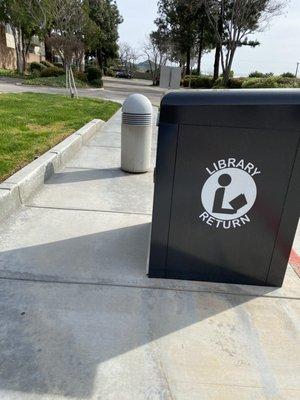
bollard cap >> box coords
[122,94,152,115]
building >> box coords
[0,23,45,70]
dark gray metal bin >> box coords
[148,90,300,287]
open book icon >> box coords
[229,194,248,212]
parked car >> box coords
[116,70,133,79]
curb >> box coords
[0,119,104,221]
[290,249,300,278]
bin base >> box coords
[148,269,282,287]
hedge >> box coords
[248,71,274,78]
[242,76,300,89]
[40,66,64,77]
[74,71,88,82]
[182,75,213,88]
[86,66,102,82]
[29,62,46,72]
[181,75,300,89]
[40,60,55,68]
[212,77,247,88]
[89,78,103,88]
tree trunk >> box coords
[222,47,236,86]
[12,26,24,74]
[197,23,204,75]
[45,32,54,62]
[213,44,221,81]
[186,48,191,75]
[96,49,104,72]
[213,12,223,81]
[21,34,27,72]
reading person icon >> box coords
[212,173,247,214]
[200,160,259,228]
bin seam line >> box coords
[266,136,300,284]
[165,124,180,277]
[176,123,300,133]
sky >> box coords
[116,0,300,76]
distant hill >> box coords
[136,60,153,72]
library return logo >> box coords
[199,158,261,229]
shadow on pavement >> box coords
[45,168,126,184]
[0,223,278,398]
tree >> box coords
[156,0,201,75]
[46,0,90,70]
[87,0,123,70]
[205,0,287,85]
[143,33,169,85]
[156,0,216,76]
[45,0,122,72]
[0,0,51,73]
[195,3,215,75]
[119,42,138,74]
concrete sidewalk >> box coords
[0,109,299,400]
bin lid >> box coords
[159,89,300,130]
[123,94,153,115]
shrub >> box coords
[221,70,234,78]
[74,71,87,82]
[30,62,46,72]
[104,67,115,77]
[213,77,246,88]
[181,77,190,87]
[41,60,54,68]
[242,76,300,89]
[248,71,264,78]
[248,71,274,78]
[86,66,102,83]
[182,75,213,88]
[53,62,63,68]
[281,72,295,78]
[40,66,64,77]
[89,78,103,88]
[212,77,225,88]
[227,77,247,88]
[29,69,41,78]
[242,77,277,88]
[0,68,19,77]
[275,77,300,88]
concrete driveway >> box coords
[0,76,165,106]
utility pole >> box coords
[295,62,299,78]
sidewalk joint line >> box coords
[23,204,152,216]
[83,145,121,149]
[0,275,299,300]
[63,166,120,171]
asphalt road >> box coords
[0,76,166,106]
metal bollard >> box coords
[121,94,153,173]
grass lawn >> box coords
[0,92,120,182]
[0,68,20,78]
[23,75,90,88]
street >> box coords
[0,76,166,106]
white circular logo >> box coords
[201,168,257,221]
